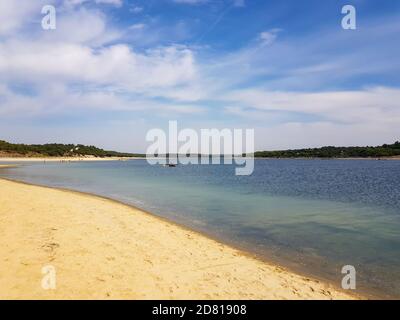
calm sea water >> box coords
[1,159,400,298]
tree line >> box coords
[2,139,400,159]
[0,140,143,158]
[254,141,400,158]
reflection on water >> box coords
[1,159,400,298]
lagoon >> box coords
[1,158,399,298]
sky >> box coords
[0,0,399,152]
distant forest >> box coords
[2,139,400,159]
[0,140,142,158]
[254,141,400,158]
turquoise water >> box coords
[1,159,400,298]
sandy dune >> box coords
[0,178,357,300]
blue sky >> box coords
[0,0,399,152]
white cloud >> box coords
[258,29,281,46]
[40,8,121,45]
[0,0,50,36]
[0,83,204,118]
[0,37,196,91]
[0,0,199,121]
[223,87,400,125]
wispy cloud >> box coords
[258,29,282,46]
[223,87,400,124]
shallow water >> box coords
[1,159,400,298]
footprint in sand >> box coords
[41,242,60,253]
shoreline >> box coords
[0,157,144,162]
[2,156,400,162]
[0,176,360,300]
[254,156,400,160]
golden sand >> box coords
[0,178,356,300]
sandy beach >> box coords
[0,177,357,300]
[0,157,142,162]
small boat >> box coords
[163,164,177,167]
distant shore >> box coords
[0,156,144,162]
[254,156,400,160]
[0,177,358,300]
[0,156,400,162]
